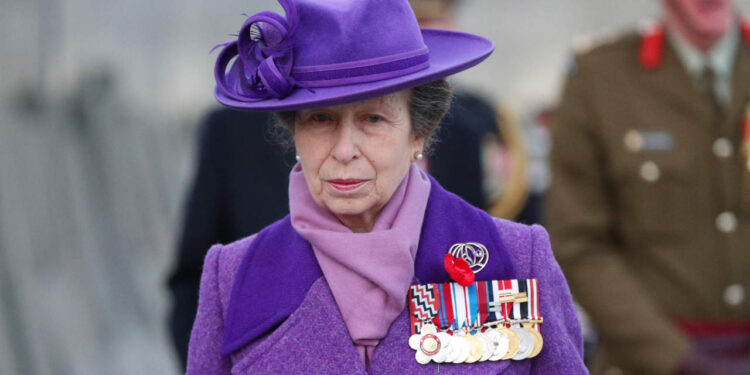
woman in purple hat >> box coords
[187,0,587,373]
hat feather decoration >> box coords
[214,0,301,102]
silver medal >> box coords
[510,325,534,360]
[451,335,471,363]
[485,328,510,361]
[476,332,494,362]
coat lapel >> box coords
[231,277,367,375]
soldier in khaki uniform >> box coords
[548,0,750,374]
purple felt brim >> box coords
[214,28,494,111]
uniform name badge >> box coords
[406,242,543,366]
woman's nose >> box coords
[330,121,361,163]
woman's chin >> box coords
[325,200,373,218]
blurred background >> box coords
[2,0,750,374]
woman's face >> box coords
[293,90,423,231]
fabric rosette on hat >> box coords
[213,0,494,111]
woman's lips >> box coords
[326,179,369,192]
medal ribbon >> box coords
[477,280,489,326]
[502,279,513,328]
[511,279,521,323]
[450,282,481,329]
[409,279,538,333]
[529,279,540,331]
[436,282,456,330]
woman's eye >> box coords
[366,115,382,123]
[311,114,330,122]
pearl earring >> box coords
[295,155,301,161]
[414,151,423,161]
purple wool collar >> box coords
[220,175,517,355]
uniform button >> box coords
[624,130,644,152]
[639,161,660,182]
[712,138,733,158]
[604,367,624,375]
[715,211,738,233]
[724,284,745,306]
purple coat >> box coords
[187,214,587,374]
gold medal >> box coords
[464,334,484,363]
[524,323,544,358]
[498,326,519,360]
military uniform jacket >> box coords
[548,27,750,375]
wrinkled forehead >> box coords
[299,89,411,115]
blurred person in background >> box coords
[166,109,295,367]
[411,0,541,224]
[167,0,539,369]
[548,0,750,374]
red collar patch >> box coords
[639,18,750,70]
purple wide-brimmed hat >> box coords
[213,0,493,111]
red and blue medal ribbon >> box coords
[436,283,456,330]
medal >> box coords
[443,333,463,363]
[476,331,494,362]
[498,280,519,360]
[464,333,484,363]
[451,334,471,363]
[407,274,544,365]
[485,327,510,361]
[526,323,544,358]
[509,280,534,360]
[524,279,544,358]
[510,325,535,360]
[499,325,520,360]
[410,324,454,365]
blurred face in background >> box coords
[410,0,457,30]
[663,0,735,50]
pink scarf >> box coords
[289,163,431,364]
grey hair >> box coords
[271,79,452,154]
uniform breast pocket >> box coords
[610,151,695,236]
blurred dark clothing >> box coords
[167,91,540,368]
[430,90,499,210]
[548,30,750,375]
[167,109,295,367]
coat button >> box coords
[639,161,660,182]
[712,138,733,159]
[724,284,745,306]
[715,211,738,233]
